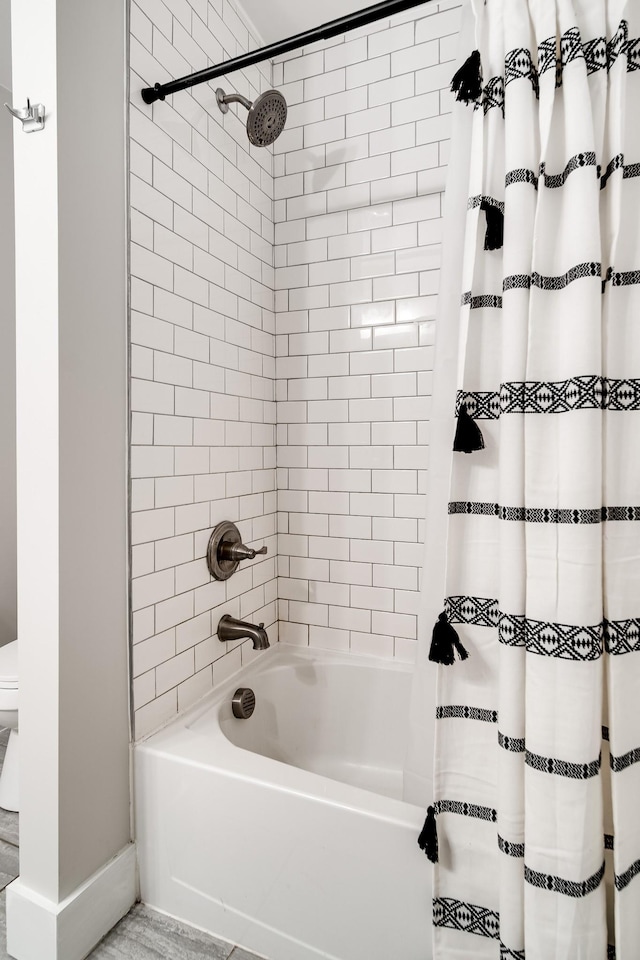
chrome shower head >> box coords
[216,87,287,147]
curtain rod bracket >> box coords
[141,84,165,105]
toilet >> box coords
[0,640,18,812]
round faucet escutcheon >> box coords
[207,521,268,580]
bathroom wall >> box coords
[273,2,462,660]
[129,0,277,738]
[11,0,133,939]
[0,0,16,648]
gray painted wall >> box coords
[56,0,131,896]
[10,0,131,905]
[0,2,17,648]
[0,0,11,90]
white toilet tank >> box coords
[0,640,18,719]
[0,640,18,684]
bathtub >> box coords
[135,643,432,960]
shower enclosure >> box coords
[129,0,457,956]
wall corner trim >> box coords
[6,842,138,960]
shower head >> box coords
[216,87,287,147]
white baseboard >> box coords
[6,842,137,960]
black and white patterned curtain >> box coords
[423,1,640,957]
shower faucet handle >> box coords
[251,545,268,557]
[207,521,268,581]
[220,542,267,562]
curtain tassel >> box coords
[450,50,482,104]
[429,612,469,666]
[480,200,504,251]
[453,403,485,453]
[418,805,439,863]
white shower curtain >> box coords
[418,1,640,957]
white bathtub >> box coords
[135,643,432,960]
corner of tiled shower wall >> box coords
[129,0,277,739]
[128,0,462,738]
[273,2,462,661]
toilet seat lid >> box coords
[0,641,18,687]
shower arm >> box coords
[217,91,252,112]
[141,0,436,105]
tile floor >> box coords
[0,728,20,960]
[88,904,261,959]
[0,729,263,960]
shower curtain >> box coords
[415,1,640,957]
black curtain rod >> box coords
[141,0,433,104]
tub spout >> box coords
[217,615,270,650]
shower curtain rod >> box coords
[141,0,434,104]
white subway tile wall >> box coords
[129,0,462,738]
[273,2,462,662]
[130,0,277,740]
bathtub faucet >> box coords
[217,615,270,651]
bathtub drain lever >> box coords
[231,688,256,720]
